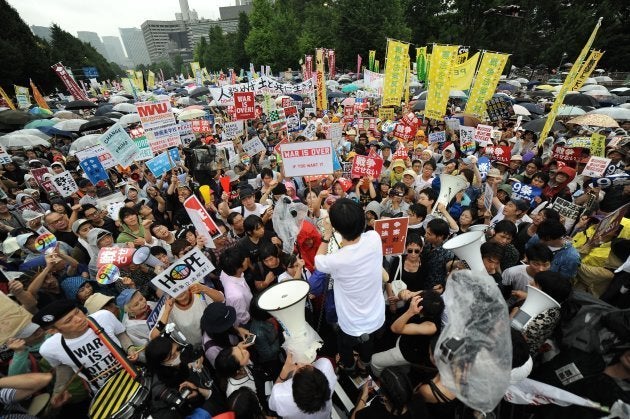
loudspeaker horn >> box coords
[511,285,560,331]
[432,174,469,215]
[443,230,485,272]
[132,246,165,268]
[199,185,212,204]
[468,224,490,244]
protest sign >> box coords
[234,92,256,120]
[445,118,460,131]
[0,291,33,345]
[486,145,511,165]
[146,295,167,331]
[280,140,334,177]
[460,126,476,155]
[393,123,415,142]
[79,157,109,185]
[0,145,12,164]
[284,106,300,132]
[378,107,396,121]
[223,120,244,140]
[29,167,50,187]
[105,201,126,221]
[392,144,409,160]
[581,156,611,178]
[209,76,314,106]
[511,182,542,205]
[552,145,583,163]
[424,45,458,119]
[428,131,446,144]
[590,173,630,189]
[183,195,222,249]
[151,247,215,298]
[589,203,629,245]
[351,154,384,179]
[304,107,316,117]
[190,120,212,134]
[301,122,317,140]
[358,117,377,133]
[75,144,118,169]
[565,137,591,148]
[590,133,606,157]
[129,127,153,161]
[268,108,287,132]
[484,185,493,211]
[485,97,514,122]
[273,138,289,156]
[51,171,78,198]
[97,246,135,268]
[374,217,409,256]
[242,137,266,156]
[136,100,176,131]
[328,123,343,140]
[465,52,510,117]
[145,149,180,178]
[552,197,584,232]
[145,124,182,154]
[99,123,140,168]
[474,124,493,146]
[18,201,44,214]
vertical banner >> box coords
[357,54,362,76]
[305,55,313,80]
[572,50,604,91]
[464,51,510,117]
[368,50,376,71]
[450,52,480,90]
[374,60,380,73]
[29,79,50,110]
[404,55,411,105]
[382,39,409,107]
[539,18,603,146]
[416,47,427,82]
[328,50,336,79]
[457,46,469,64]
[51,62,89,100]
[190,62,201,77]
[424,44,458,120]
[147,71,156,89]
[135,71,145,91]
[315,48,327,112]
[0,87,16,110]
[13,85,31,109]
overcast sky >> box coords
[7,0,236,37]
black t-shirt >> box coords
[55,230,78,247]
[355,397,428,419]
[398,318,439,364]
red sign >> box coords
[234,92,256,121]
[281,97,291,109]
[393,123,415,142]
[374,217,409,256]
[485,145,511,164]
[191,120,212,133]
[552,145,584,163]
[97,246,136,268]
[183,195,221,248]
[305,55,313,80]
[392,144,409,160]
[343,106,354,123]
[128,127,145,139]
[402,112,419,130]
[51,62,89,100]
[274,138,289,155]
[358,117,377,133]
[351,154,383,179]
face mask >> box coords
[163,353,181,367]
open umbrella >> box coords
[512,104,531,116]
[112,103,137,113]
[37,126,74,138]
[518,102,544,115]
[189,86,210,98]
[497,83,517,92]
[69,134,102,155]
[118,113,141,127]
[326,80,340,89]
[176,97,198,106]
[0,134,50,148]
[341,84,360,93]
[108,95,129,104]
[79,117,116,133]
[6,129,50,140]
[53,110,79,119]
[505,80,522,88]
[54,119,89,132]
[557,106,586,117]
[583,78,598,85]
[0,110,32,125]
[27,107,53,118]
[530,90,554,98]
[562,93,600,107]
[579,84,608,93]
[104,112,124,119]
[594,76,613,83]
[449,89,468,98]
[177,109,206,120]
[535,85,555,91]
[587,107,630,121]
[327,90,347,99]
[65,100,97,110]
[24,119,56,129]
[515,77,529,84]
[522,117,565,133]
[95,104,115,116]
[567,114,619,128]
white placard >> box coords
[581,156,611,178]
[151,247,215,297]
[223,120,244,140]
[474,124,493,146]
[75,144,118,169]
[51,171,78,198]
[242,137,266,156]
[279,140,334,177]
[0,145,12,164]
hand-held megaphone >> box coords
[199,185,212,204]
[432,174,469,215]
[443,230,485,272]
[132,246,165,268]
[256,279,322,364]
[468,224,489,244]
[511,285,560,331]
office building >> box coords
[102,36,130,67]
[119,27,151,67]
[77,31,110,61]
[141,20,188,63]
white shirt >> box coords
[315,230,385,336]
[230,203,269,218]
[414,175,435,193]
[220,271,253,326]
[122,301,156,347]
[39,310,125,391]
[268,358,337,419]
[490,204,533,228]
[502,264,533,291]
[161,296,212,347]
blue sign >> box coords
[146,295,167,330]
[79,156,109,185]
[146,148,180,178]
[82,67,99,78]
[511,182,542,207]
[477,156,490,180]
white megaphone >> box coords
[132,246,165,268]
[468,224,490,244]
[257,279,322,364]
[511,285,560,331]
[432,174,469,215]
[443,230,485,272]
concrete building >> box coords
[141,20,188,63]
[77,31,110,61]
[119,27,152,67]
[102,36,130,67]
[30,25,51,42]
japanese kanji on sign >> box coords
[374,217,409,256]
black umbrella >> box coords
[79,117,116,132]
[562,93,599,107]
[65,100,98,110]
[95,104,114,116]
[117,93,134,99]
[530,90,554,98]
[519,102,545,115]
[104,112,124,119]
[411,100,426,111]
[189,86,210,98]
[327,90,347,98]
[521,117,565,133]
[0,110,33,125]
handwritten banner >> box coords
[465,52,510,117]
[424,44,458,120]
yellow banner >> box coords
[424,45,458,120]
[379,107,396,121]
[464,51,510,117]
[29,79,50,110]
[315,48,327,111]
[368,50,376,71]
[201,67,211,81]
[382,39,409,107]
[147,71,155,89]
[14,85,31,109]
[0,87,16,110]
[572,50,604,91]
[121,78,135,95]
[539,18,603,146]
[374,60,380,73]
[590,133,606,157]
[190,62,201,76]
[450,52,479,90]
[134,71,145,91]
[404,55,411,105]
[457,52,469,64]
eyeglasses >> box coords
[84,211,98,218]
[48,217,65,224]
[406,249,421,254]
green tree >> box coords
[234,12,251,71]
[297,1,339,55]
[171,55,184,76]
[194,36,208,68]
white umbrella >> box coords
[588,107,630,121]
[326,80,340,89]
[557,105,586,117]
[118,113,141,127]
[68,134,101,155]
[610,87,630,94]
[512,104,531,116]
[594,69,605,74]
[112,103,137,113]
[53,110,80,120]
[171,107,183,114]
[5,129,50,140]
[584,90,613,98]
[108,95,129,104]
[0,134,50,148]
[176,96,196,106]
[177,109,206,120]
[594,76,613,83]
[515,77,529,84]
[579,84,608,93]
[506,80,522,88]
[154,94,171,101]
[619,103,630,109]
[449,89,467,98]
[583,78,598,85]
[53,119,89,131]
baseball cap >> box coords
[72,219,91,234]
[239,185,255,200]
[200,303,236,334]
[487,168,502,178]
[33,300,77,328]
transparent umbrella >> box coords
[112,103,137,113]
[512,104,531,116]
[69,134,101,155]
[587,107,630,121]
[118,113,142,127]
[0,134,50,148]
[108,95,129,104]
[53,119,89,132]
[177,109,206,120]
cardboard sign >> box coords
[223,120,244,140]
[374,217,409,256]
[511,182,542,205]
[51,171,78,198]
[151,247,215,298]
[105,201,126,221]
[351,154,384,179]
[146,151,175,178]
[460,126,476,155]
[284,106,300,132]
[75,144,118,169]
[136,100,176,131]
[183,195,222,249]
[582,156,612,178]
[145,124,182,154]
[96,246,136,268]
[79,157,109,185]
[392,144,409,160]
[273,138,289,156]
[242,137,266,156]
[428,131,446,144]
[552,145,583,163]
[99,123,140,168]
[279,140,334,177]
[234,92,256,120]
[304,107,316,117]
[590,203,629,245]
[474,124,493,146]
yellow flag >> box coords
[572,50,604,91]
[382,39,409,107]
[450,52,480,90]
[590,132,606,157]
[464,51,510,117]
[147,71,155,89]
[424,45,458,120]
[134,71,145,91]
[29,79,50,110]
[315,48,327,111]
[201,67,211,81]
[539,18,603,146]
[14,85,31,109]
[121,78,135,95]
[190,62,201,76]
[0,86,16,110]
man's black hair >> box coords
[292,366,331,414]
[494,220,517,239]
[537,219,566,241]
[243,215,264,235]
[427,218,449,240]
[220,247,248,276]
[525,243,554,263]
[481,241,505,260]
[328,198,364,241]
[419,187,438,203]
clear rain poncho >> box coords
[436,270,513,414]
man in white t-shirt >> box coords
[502,243,553,294]
[490,197,533,229]
[315,198,385,376]
[218,185,271,223]
[33,300,139,395]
